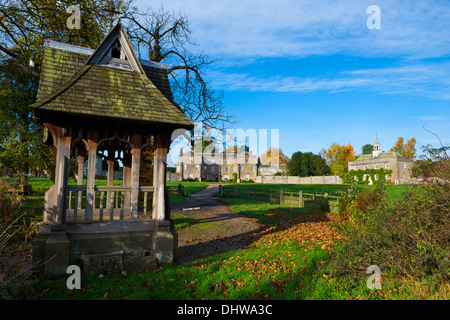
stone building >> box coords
[348,140,414,184]
[176,151,262,182]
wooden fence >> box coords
[64,184,185,222]
[218,185,340,213]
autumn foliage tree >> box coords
[260,148,290,165]
[322,143,356,176]
[390,137,417,159]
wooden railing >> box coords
[219,185,341,213]
[65,185,155,222]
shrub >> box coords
[330,181,450,285]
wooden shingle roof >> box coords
[30,22,193,129]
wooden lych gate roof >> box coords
[30,21,193,129]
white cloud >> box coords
[208,61,450,100]
[135,0,450,60]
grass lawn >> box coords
[33,196,394,300]
[220,183,412,201]
[25,180,435,300]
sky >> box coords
[133,0,450,166]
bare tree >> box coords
[124,6,235,131]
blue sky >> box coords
[133,0,450,166]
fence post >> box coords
[219,185,222,198]
[299,191,303,208]
[233,186,236,198]
[280,189,283,205]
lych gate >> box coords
[30,22,193,276]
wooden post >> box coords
[106,150,114,210]
[280,189,283,205]
[76,155,85,211]
[85,129,98,221]
[152,131,169,221]
[53,128,71,224]
[122,150,132,215]
[299,191,303,208]
[218,185,222,198]
[130,133,142,219]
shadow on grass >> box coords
[175,197,331,265]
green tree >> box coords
[0,0,129,175]
[288,151,330,177]
[361,144,373,155]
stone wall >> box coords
[166,172,181,181]
[255,175,342,184]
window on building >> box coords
[219,166,222,172]
[204,166,207,171]
[245,158,249,163]
[188,173,193,179]
[195,165,199,171]
[224,175,229,180]
[183,164,186,170]
[211,166,215,172]
[403,163,407,169]
[239,165,242,171]
[244,174,249,180]
[251,166,254,171]
[189,157,193,163]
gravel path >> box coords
[171,184,267,264]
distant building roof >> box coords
[353,151,412,161]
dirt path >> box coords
[171,184,266,264]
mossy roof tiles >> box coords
[31,29,192,128]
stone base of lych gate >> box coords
[31,220,177,277]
